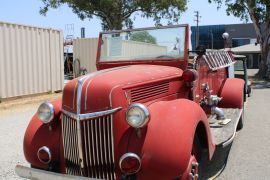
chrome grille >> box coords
[62,113,115,179]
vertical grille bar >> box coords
[62,113,115,179]
[102,116,109,179]
[62,115,81,176]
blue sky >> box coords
[0,0,246,38]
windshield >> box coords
[100,26,186,62]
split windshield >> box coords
[100,26,186,62]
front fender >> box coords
[219,78,245,108]
[23,99,62,170]
[138,99,215,180]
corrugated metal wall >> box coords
[73,38,167,69]
[121,40,167,59]
[0,21,64,99]
[73,38,98,73]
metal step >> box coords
[208,108,243,147]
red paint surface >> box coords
[219,78,245,108]
[22,25,245,179]
[23,99,64,170]
[62,65,184,113]
[193,56,228,104]
[136,99,215,179]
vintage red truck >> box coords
[16,24,245,180]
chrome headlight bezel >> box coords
[126,103,150,128]
[37,102,55,124]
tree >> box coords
[208,0,270,78]
[130,31,157,44]
[40,0,187,30]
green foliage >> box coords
[209,0,270,77]
[208,0,270,23]
[130,31,157,44]
[40,0,187,30]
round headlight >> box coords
[126,103,150,128]
[37,102,55,124]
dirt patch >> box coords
[0,93,62,110]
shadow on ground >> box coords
[200,144,232,179]
[251,80,270,89]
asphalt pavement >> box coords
[0,72,270,180]
[217,81,270,180]
[0,103,36,179]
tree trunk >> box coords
[256,25,270,79]
[257,42,269,78]
[112,19,123,30]
[248,11,270,78]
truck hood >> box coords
[62,65,183,114]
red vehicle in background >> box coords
[16,25,245,180]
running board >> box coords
[208,108,243,147]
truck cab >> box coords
[17,24,245,180]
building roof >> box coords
[230,43,261,54]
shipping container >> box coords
[0,21,64,100]
[73,38,98,74]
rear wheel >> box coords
[237,93,245,130]
[237,108,244,130]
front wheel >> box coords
[188,155,199,180]
[182,135,203,180]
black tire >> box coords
[191,133,206,179]
[247,85,251,97]
[237,97,244,130]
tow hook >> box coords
[189,162,199,180]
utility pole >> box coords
[194,11,201,48]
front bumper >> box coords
[15,165,99,180]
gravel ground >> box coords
[0,93,61,180]
[0,103,37,179]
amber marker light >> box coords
[119,153,141,174]
[182,69,198,82]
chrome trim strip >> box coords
[85,79,93,111]
[109,85,121,108]
[82,66,130,111]
[77,66,128,115]
[64,66,128,177]
[101,24,187,34]
[62,107,122,121]
[110,114,116,180]
[119,153,141,174]
[15,165,93,180]
[73,82,78,110]
[37,146,52,164]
